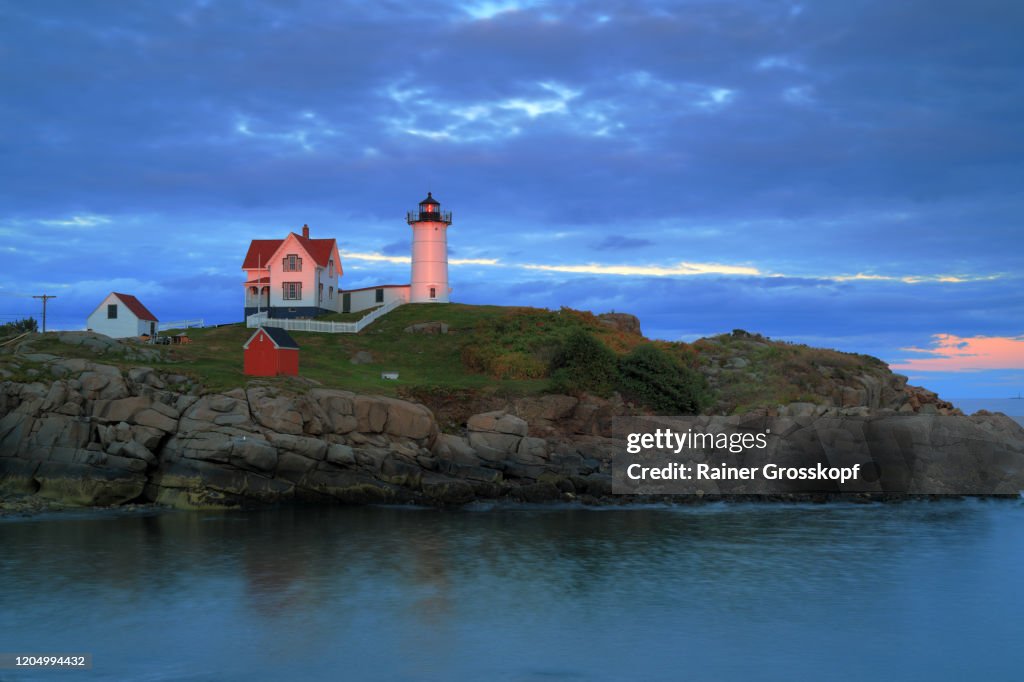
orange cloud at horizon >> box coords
[891,334,1024,372]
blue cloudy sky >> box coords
[1,0,1022,398]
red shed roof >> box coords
[243,326,300,350]
[242,232,339,269]
[111,292,158,322]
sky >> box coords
[1,0,1022,399]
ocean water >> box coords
[2,501,1023,681]
[949,398,1024,426]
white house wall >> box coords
[264,234,340,314]
[86,294,151,338]
[345,286,410,313]
[268,235,318,310]
[318,262,340,312]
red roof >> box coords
[294,234,338,268]
[112,292,158,322]
[242,239,282,269]
[242,232,340,269]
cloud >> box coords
[891,334,1024,372]
[827,273,1003,284]
[522,261,763,277]
[343,251,410,264]
[782,85,816,106]
[755,56,804,72]
[461,0,541,21]
[340,242,1010,285]
[592,235,654,250]
[379,240,409,256]
[37,215,111,227]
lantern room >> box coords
[407,192,452,225]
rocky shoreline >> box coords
[2,349,1024,510]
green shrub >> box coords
[0,316,38,335]
[617,344,710,414]
[548,329,619,397]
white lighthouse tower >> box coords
[407,192,452,303]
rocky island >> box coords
[2,305,1023,510]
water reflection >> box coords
[1,501,1022,681]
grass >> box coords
[692,330,893,414]
[154,304,623,395]
[315,307,382,323]
[6,307,902,417]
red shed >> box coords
[243,326,300,377]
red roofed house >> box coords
[86,292,159,338]
[242,194,453,321]
[242,224,343,320]
[243,326,300,377]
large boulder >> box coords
[467,410,528,436]
[311,389,359,434]
[354,396,388,433]
[403,322,449,335]
[382,398,436,440]
[597,312,641,335]
[246,388,322,435]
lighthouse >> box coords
[407,192,452,303]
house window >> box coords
[283,254,302,272]
[375,288,384,303]
[107,304,117,319]
[319,283,323,303]
[328,260,334,278]
[329,286,333,300]
[429,287,436,299]
[283,282,302,300]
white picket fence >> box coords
[246,299,402,334]
[159,318,204,331]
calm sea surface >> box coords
[2,500,1023,681]
[950,398,1024,426]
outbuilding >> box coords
[86,292,159,339]
[243,326,300,377]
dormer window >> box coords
[283,254,302,272]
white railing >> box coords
[159,319,204,331]
[246,299,402,334]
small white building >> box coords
[86,292,159,339]
[342,284,410,314]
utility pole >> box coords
[32,294,57,333]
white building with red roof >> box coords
[242,193,452,320]
[242,224,343,319]
[86,292,159,338]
